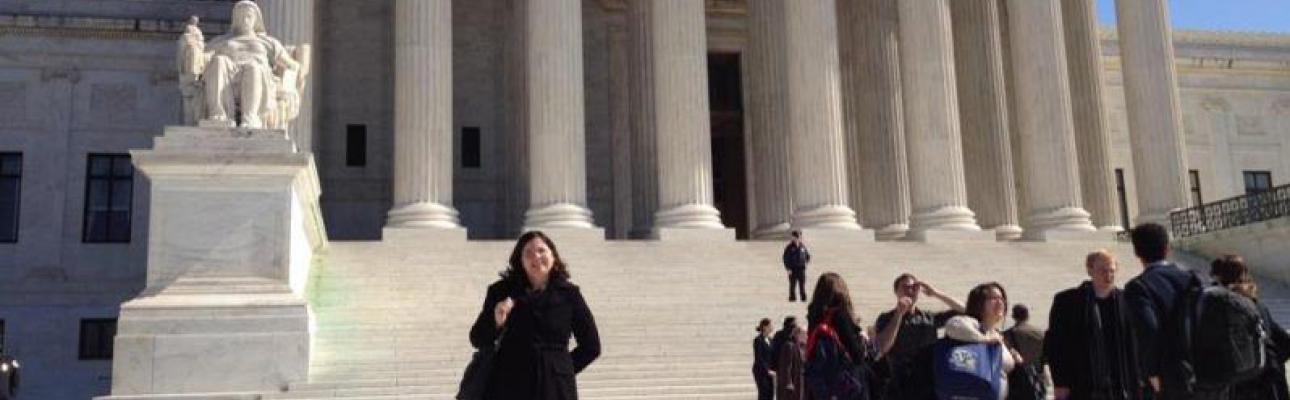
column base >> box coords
[1023,207,1097,240]
[524,203,596,229]
[796,227,876,243]
[909,206,981,234]
[993,224,1023,241]
[655,227,736,242]
[1023,228,1116,242]
[654,204,725,229]
[792,205,863,230]
[386,202,462,229]
[522,227,606,243]
[905,228,996,242]
[753,222,792,240]
[875,224,910,241]
[1098,225,1125,233]
[382,226,467,242]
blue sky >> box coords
[1096,0,1290,33]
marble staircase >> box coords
[260,237,1281,400]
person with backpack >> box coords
[1123,223,1216,400]
[755,318,777,400]
[1044,250,1145,400]
[1211,255,1290,400]
[805,272,876,400]
[777,321,808,400]
[935,282,1022,400]
[783,230,811,302]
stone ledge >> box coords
[654,227,736,242]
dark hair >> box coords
[758,318,772,332]
[791,230,801,238]
[501,230,570,286]
[892,273,917,292]
[965,282,1009,325]
[807,272,856,328]
[1011,303,1030,322]
[1211,254,1258,299]
[781,316,798,331]
[1130,223,1170,263]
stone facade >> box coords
[0,0,1287,398]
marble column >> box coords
[626,1,659,238]
[897,0,983,239]
[647,1,724,230]
[386,0,461,229]
[523,0,597,229]
[747,0,793,239]
[783,0,862,232]
[838,0,911,240]
[950,0,1022,240]
[1115,0,1190,226]
[1005,0,1097,239]
[258,0,315,152]
[1062,0,1120,231]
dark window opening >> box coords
[462,127,481,169]
[1244,171,1273,195]
[83,154,133,243]
[1116,168,1130,229]
[0,153,20,243]
[1189,170,1203,206]
[79,318,116,360]
[346,124,367,167]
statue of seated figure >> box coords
[178,0,310,130]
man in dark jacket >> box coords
[782,230,810,302]
[1045,250,1143,400]
[1123,223,1202,400]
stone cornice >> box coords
[1100,27,1290,49]
[0,13,227,40]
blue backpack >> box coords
[804,310,868,400]
[933,339,1004,400]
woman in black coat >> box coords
[470,231,601,400]
[1212,255,1290,400]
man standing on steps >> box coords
[1044,250,1143,400]
[782,230,810,302]
[873,273,965,400]
[1123,223,1199,400]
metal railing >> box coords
[1170,183,1290,238]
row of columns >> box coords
[374,0,1190,239]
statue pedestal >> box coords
[104,126,325,398]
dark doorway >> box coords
[709,53,749,239]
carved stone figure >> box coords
[177,1,311,130]
[177,16,205,125]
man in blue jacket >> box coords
[1123,223,1202,400]
[782,230,810,302]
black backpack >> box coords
[1173,272,1267,388]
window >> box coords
[0,153,19,243]
[1244,171,1273,195]
[83,154,133,243]
[78,318,116,360]
[1189,170,1203,206]
[0,319,6,353]
[1116,169,1131,229]
[346,124,366,167]
[462,127,481,168]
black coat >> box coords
[470,278,601,400]
[1124,261,1192,398]
[1044,282,1144,400]
[754,334,773,375]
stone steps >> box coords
[275,239,1174,399]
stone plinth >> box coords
[104,126,321,398]
[655,227,736,242]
